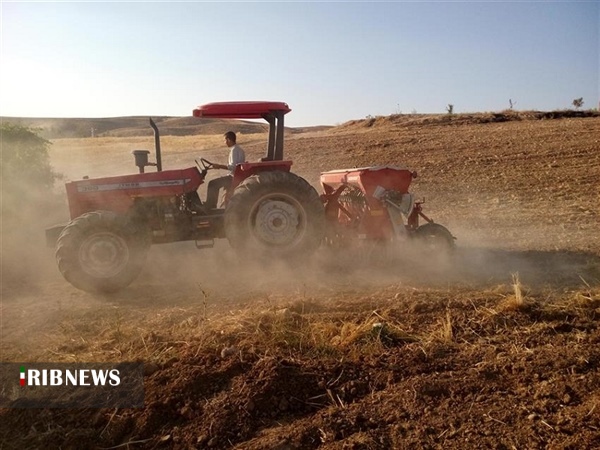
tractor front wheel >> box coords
[56,211,150,293]
[224,171,325,259]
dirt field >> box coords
[1,112,600,449]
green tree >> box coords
[1,123,59,219]
[572,97,584,109]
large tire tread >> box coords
[56,211,149,293]
[224,171,325,259]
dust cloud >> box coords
[3,186,598,363]
[2,175,68,295]
[134,225,598,306]
[3,121,600,363]
[2,175,595,302]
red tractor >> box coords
[47,101,325,293]
[47,101,454,293]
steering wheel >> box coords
[195,157,214,171]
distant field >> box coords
[1,115,332,139]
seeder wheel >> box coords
[414,223,455,254]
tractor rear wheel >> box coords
[224,171,325,259]
[56,211,150,293]
[414,223,455,254]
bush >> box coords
[1,123,56,188]
[1,121,63,220]
[572,97,584,110]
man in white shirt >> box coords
[205,131,246,210]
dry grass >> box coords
[13,294,428,365]
[492,273,533,312]
[192,302,421,361]
[8,268,599,368]
[508,272,527,310]
[439,310,455,343]
[27,281,595,367]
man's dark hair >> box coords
[224,131,236,143]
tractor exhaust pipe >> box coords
[149,117,163,172]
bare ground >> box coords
[1,112,600,449]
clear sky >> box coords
[1,1,598,127]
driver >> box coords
[205,131,246,210]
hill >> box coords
[0,116,317,139]
[2,109,594,139]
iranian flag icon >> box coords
[20,366,25,387]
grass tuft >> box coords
[499,273,532,312]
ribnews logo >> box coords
[19,365,121,387]
[1,363,144,408]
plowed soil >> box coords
[2,112,600,449]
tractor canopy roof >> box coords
[193,101,291,119]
